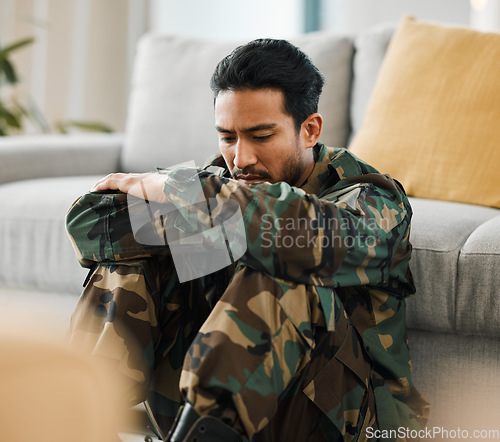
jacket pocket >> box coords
[303,323,376,441]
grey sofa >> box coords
[1,22,499,439]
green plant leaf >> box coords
[57,120,114,133]
[55,121,68,134]
[1,58,18,84]
[0,103,22,129]
[0,37,35,56]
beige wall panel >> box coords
[84,0,128,131]
[1,0,131,132]
[44,0,74,127]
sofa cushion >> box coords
[122,32,354,172]
[406,198,499,334]
[0,133,123,186]
[0,176,100,294]
[349,16,500,208]
[408,328,500,431]
[350,22,395,138]
[456,215,500,336]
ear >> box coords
[301,113,323,148]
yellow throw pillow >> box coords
[349,16,500,208]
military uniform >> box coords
[67,143,429,441]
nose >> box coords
[233,139,258,170]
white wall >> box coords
[148,0,500,42]
[149,0,304,41]
[320,0,472,33]
[470,0,500,31]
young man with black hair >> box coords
[67,38,428,441]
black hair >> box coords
[210,38,324,132]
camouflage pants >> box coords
[69,257,376,441]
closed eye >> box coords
[254,134,272,141]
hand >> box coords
[91,172,169,203]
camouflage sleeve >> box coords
[192,173,412,292]
[66,167,412,293]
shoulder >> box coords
[326,147,380,178]
[324,146,408,196]
[320,146,412,218]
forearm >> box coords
[67,168,413,294]
[196,175,412,289]
[66,190,172,268]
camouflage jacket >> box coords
[66,143,429,434]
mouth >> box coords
[236,174,267,184]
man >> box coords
[67,39,429,441]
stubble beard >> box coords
[280,140,307,187]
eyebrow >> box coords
[215,123,277,134]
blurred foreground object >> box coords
[0,333,125,442]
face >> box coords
[214,88,319,186]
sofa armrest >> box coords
[0,133,124,185]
